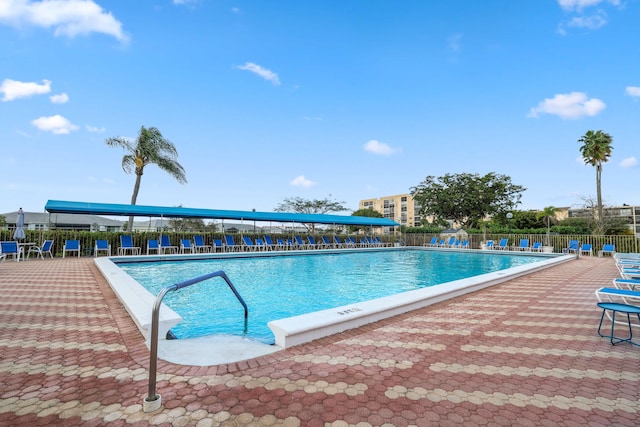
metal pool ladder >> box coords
[143,270,248,412]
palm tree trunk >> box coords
[128,173,143,231]
[596,164,603,235]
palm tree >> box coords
[578,130,613,235]
[537,206,558,246]
[106,126,187,231]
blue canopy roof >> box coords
[44,200,399,227]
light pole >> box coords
[506,212,513,234]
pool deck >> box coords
[1,256,639,426]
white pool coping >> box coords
[95,248,575,365]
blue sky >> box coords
[1,0,639,217]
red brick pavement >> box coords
[0,256,638,426]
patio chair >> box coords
[514,239,529,251]
[530,242,543,252]
[147,239,160,255]
[63,239,81,258]
[255,238,267,250]
[334,236,346,248]
[160,235,178,254]
[224,235,240,252]
[242,236,259,251]
[212,239,223,252]
[485,240,494,249]
[599,244,616,257]
[424,237,438,247]
[94,239,111,257]
[263,235,277,251]
[193,235,211,253]
[307,235,319,249]
[294,236,309,249]
[1,241,22,262]
[119,235,141,255]
[320,236,333,248]
[495,238,509,250]
[580,243,593,257]
[460,240,470,249]
[276,238,288,250]
[180,239,195,254]
[27,239,54,259]
[563,240,579,254]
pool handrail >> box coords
[145,270,248,412]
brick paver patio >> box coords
[0,255,638,426]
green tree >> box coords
[578,130,613,235]
[106,126,187,231]
[275,196,348,233]
[537,206,559,246]
[410,172,525,228]
[349,208,383,233]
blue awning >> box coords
[44,200,399,227]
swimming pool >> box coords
[117,249,550,344]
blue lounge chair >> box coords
[563,240,579,254]
[485,240,494,250]
[515,239,529,251]
[344,236,357,247]
[212,239,224,252]
[147,239,160,255]
[119,235,141,255]
[1,241,22,262]
[373,237,385,247]
[460,240,469,249]
[27,239,54,259]
[580,243,593,257]
[294,236,309,249]
[320,236,333,248]
[241,236,259,251]
[424,237,438,247]
[530,242,543,252]
[94,239,111,257]
[496,238,509,250]
[334,236,345,248]
[263,236,276,251]
[193,235,211,253]
[599,244,615,257]
[307,235,319,249]
[160,235,178,254]
[276,238,288,250]
[63,239,81,258]
[180,239,195,254]
[224,235,239,252]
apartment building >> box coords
[359,194,421,230]
[568,204,640,237]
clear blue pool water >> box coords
[117,249,545,344]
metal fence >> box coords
[2,229,637,257]
[402,233,639,254]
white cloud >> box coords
[290,175,316,188]
[625,86,640,97]
[528,92,606,119]
[557,0,620,11]
[236,62,281,85]
[85,124,105,132]
[364,139,397,156]
[49,92,69,103]
[31,114,78,134]
[0,0,128,42]
[621,157,637,168]
[567,12,607,29]
[0,78,51,101]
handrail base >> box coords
[143,394,162,413]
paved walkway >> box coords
[0,256,638,426]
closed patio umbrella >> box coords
[13,208,25,240]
